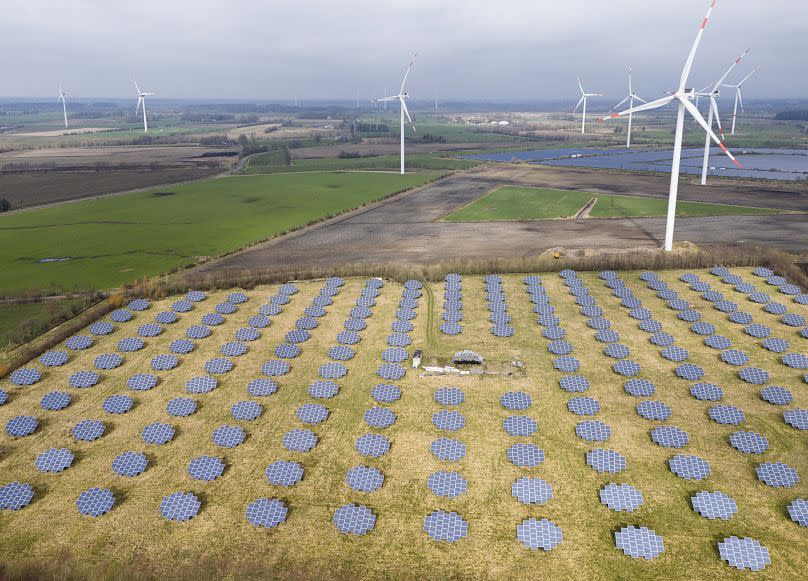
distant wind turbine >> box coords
[57,82,68,129]
[573,79,602,134]
[604,0,742,252]
[695,48,751,185]
[134,80,155,133]
[610,67,647,148]
[722,67,759,135]
[372,54,418,175]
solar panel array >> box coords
[718,537,771,572]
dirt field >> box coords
[194,165,808,276]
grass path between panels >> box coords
[0,172,442,295]
[0,272,805,579]
[442,185,783,222]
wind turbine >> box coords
[134,80,155,133]
[371,55,417,175]
[722,67,759,134]
[695,48,751,185]
[57,82,68,129]
[610,67,647,148]
[604,0,742,252]
[573,79,601,134]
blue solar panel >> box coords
[169,339,194,354]
[201,313,225,327]
[40,350,69,367]
[329,346,356,361]
[621,378,654,398]
[760,386,792,406]
[337,330,361,345]
[500,391,531,411]
[269,294,290,306]
[231,400,262,421]
[356,433,391,458]
[512,476,552,505]
[304,305,326,318]
[10,368,41,386]
[604,343,630,359]
[94,353,123,370]
[690,490,737,520]
[576,420,611,442]
[637,400,671,421]
[166,397,197,417]
[186,290,207,302]
[186,325,212,339]
[282,428,318,452]
[428,437,465,462]
[285,329,310,344]
[262,359,291,376]
[40,390,70,411]
[756,461,799,488]
[587,318,611,331]
[72,419,105,441]
[661,346,689,362]
[423,510,467,543]
[650,425,689,448]
[172,299,193,313]
[433,409,465,432]
[704,335,732,350]
[112,451,148,477]
[434,387,465,406]
[155,311,178,324]
[274,343,301,359]
[138,323,163,337]
[787,498,808,528]
[503,415,537,437]
[309,380,339,399]
[718,536,771,572]
[102,394,133,415]
[109,309,133,323]
[319,362,347,379]
[441,322,462,335]
[543,326,565,340]
[35,448,74,473]
[729,430,768,454]
[739,367,769,384]
[615,526,664,559]
[265,460,304,486]
[333,503,376,535]
[76,487,115,517]
[729,311,753,325]
[248,378,278,397]
[639,319,663,333]
[66,335,93,350]
[586,448,627,473]
[346,465,385,493]
[212,424,246,448]
[142,422,175,445]
[127,298,150,311]
[351,306,372,319]
[678,310,702,323]
[89,322,114,336]
[559,375,590,393]
[711,266,730,276]
[215,302,237,315]
[553,356,580,372]
[782,352,808,369]
[118,337,145,352]
[709,404,745,426]
[649,333,674,347]
[600,483,643,513]
[675,364,704,381]
[745,324,772,338]
[568,396,600,416]
[669,454,711,480]
[377,363,405,380]
[245,497,288,529]
[720,349,749,366]
[259,303,282,316]
[613,360,641,377]
[344,318,367,332]
[188,455,225,481]
[220,342,247,357]
[764,302,788,315]
[150,354,179,371]
[160,492,201,522]
[296,403,329,425]
[702,290,723,302]
[205,357,234,375]
[547,340,573,356]
[69,370,99,388]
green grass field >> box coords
[244,153,478,174]
[0,299,92,351]
[0,172,441,295]
[443,186,782,222]
[0,269,805,579]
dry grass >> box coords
[0,272,805,579]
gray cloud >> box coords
[2,0,804,101]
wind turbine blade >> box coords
[738,66,759,87]
[682,97,742,168]
[628,66,633,95]
[604,95,674,120]
[577,78,585,95]
[611,95,630,111]
[573,96,584,114]
[134,79,141,94]
[712,48,751,90]
[679,0,718,92]
[399,53,417,94]
[136,97,142,115]
[634,95,648,104]
[710,97,724,138]
[737,88,745,112]
[401,98,415,131]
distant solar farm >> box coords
[1,268,806,578]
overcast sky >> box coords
[2,0,805,102]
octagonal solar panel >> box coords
[169,339,194,355]
[259,303,282,316]
[690,490,737,520]
[720,349,749,366]
[142,422,175,445]
[639,319,663,333]
[782,352,808,369]
[39,350,69,367]
[231,400,262,421]
[109,308,133,323]
[387,332,412,347]
[295,317,319,332]
[102,394,133,415]
[615,526,664,559]
[755,462,799,488]
[118,337,145,353]
[701,290,723,302]
[745,324,771,338]
[351,306,372,319]
[172,299,193,313]
[659,289,679,301]
[94,353,123,370]
[661,346,689,362]
[72,419,105,441]
[76,487,115,517]
[40,391,70,411]
[649,333,675,347]
[500,391,531,411]
[738,367,769,385]
[285,329,310,344]
[678,310,702,323]
[138,323,163,338]
[270,294,290,306]
[160,492,201,522]
[568,396,600,416]
[69,370,99,389]
[245,497,288,529]
[553,356,580,372]
[622,297,643,309]
[166,397,197,417]
[423,510,467,543]
[710,266,730,276]
[760,386,793,406]
[764,302,788,315]
[691,281,711,292]
[356,433,391,458]
[576,420,611,442]
[333,503,376,535]
[512,476,552,505]
[186,325,212,339]
[337,330,361,345]
[517,518,563,551]
[762,337,789,353]
[319,362,347,379]
[215,302,237,315]
[274,343,301,359]
[155,311,178,325]
[718,536,771,572]
[787,498,808,528]
[623,378,655,398]
[265,460,304,487]
[112,451,148,477]
[441,322,462,335]
[729,311,753,325]
[296,403,329,425]
[390,320,412,333]
[503,415,537,436]
[586,448,627,474]
[604,343,630,359]
[669,454,711,480]
[35,448,74,473]
[282,428,318,452]
[708,404,745,426]
[309,380,339,399]
[430,437,465,462]
[506,442,544,468]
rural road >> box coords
[192,164,808,275]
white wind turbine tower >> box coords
[57,82,68,129]
[371,55,417,175]
[723,67,759,134]
[134,80,155,133]
[610,67,647,148]
[696,48,751,185]
[604,0,742,252]
[573,79,602,134]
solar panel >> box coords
[72,419,105,441]
[333,503,376,535]
[337,330,361,345]
[40,391,70,411]
[714,300,738,313]
[629,308,652,321]
[265,460,304,486]
[155,311,178,325]
[119,337,146,352]
[613,360,641,377]
[166,397,197,417]
[172,299,193,313]
[729,430,768,454]
[109,309,133,323]
[491,324,515,337]
[614,526,664,559]
[720,349,749,366]
[722,274,744,285]
[201,313,225,326]
[356,433,391,458]
[620,378,653,398]
[678,310,702,323]
[377,363,405,380]
[10,368,41,386]
[553,356,580,372]
[219,342,247,358]
[248,378,278,397]
[500,391,531,411]
[304,305,326,318]
[269,294,290,306]
[244,497,288,529]
[211,424,246,448]
[760,386,793,406]
[215,302,237,315]
[558,375,589,393]
[329,346,356,361]
[389,320,413,333]
[782,352,808,369]
[76,487,115,517]
[718,536,771,572]
[150,354,179,371]
[160,492,201,522]
[169,339,194,354]
[691,281,711,292]
[259,303,282,316]
[689,382,723,401]
[669,454,711,480]
[576,420,611,442]
[274,343,300,359]
[764,302,788,315]
[35,448,74,473]
[282,428,318,452]
[346,465,385,493]
[262,359,291,376]
[441,322,462,335]
[748,292,771,304]
[39,350,69,367]
[434,409,466,432]
[102,394,133,415]
[297,403,329,425]
[622,297,643,309]
[278,283,299,296]
[782,313,806,328]
[648,333,674,347]
[688,490,738,521]
[729,311,753,325]
[780,284,803,296]
[756,462,799,488]
[309,380,339,399]
[568,396,600,416]
[538,314,560,326]
[604,344,630,359]
[787,498,808,528]
[112,451,148,477]
[89,321,114,336]
[744,324,772,339]
[542,326,565,341]
[675,364,704,381]
[231,400,262,421]
[739,367,769,384]
[356,296,376,308]
[66,334,93,350]
[503,415,537,437]
[586,448,626,474]
[187,325,212,339]
[434,387,464,407]
[423,510,467,543]
[69,370,99,388]
[94,353,123,370]
[547,340,573,356]
[795,294,808,305]
[319,362,347,379]
[512,476,552,505]
[188,455,225,481]
[710,266,730,276]
[708,404,745,426]
[351,306,372,319]
[636,400,671,422]
[366,406,397,429]
[285,329,310,344]
[704,335,732,350]
[639,319,663,333]
[650,425,689,448]
[660,346,689,362]
[205,357,234,375]
[640,271,660,282]
[142,422,175,445]
[659,290,679,301]
[600,483,643,513]
[138,323,163,337]
[802,327,808,339]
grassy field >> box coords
[244,153,478,174]
[443,186,783,222]
[0,269,805,579]
[0,172,442,295]
[0,299,92,351]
